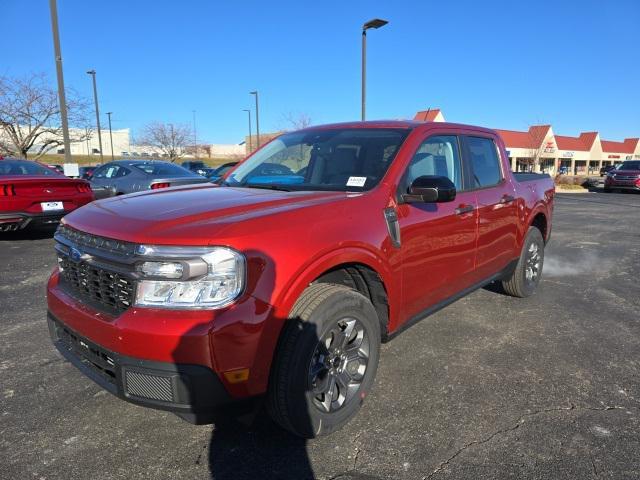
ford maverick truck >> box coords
[47,120,554,438]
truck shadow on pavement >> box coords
[201,316,319,479]
[0,226,56,241]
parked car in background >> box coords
[599,164,618,176]
[0,157,93,231]
[558,165,569,175]
[47,164,64,174]
[79,166,97,180]
[47,120,555,437]
[89,160,210,198]
[604,160,640,193]
[206,161,238,182]
[181,160,208,176]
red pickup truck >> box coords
[47,120,554,437]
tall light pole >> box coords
[86,70,103,162]
[242,109,252,152]
[192,110,198,159]
[249,91,260,148]
[361,18,388,121]
[48,0,72,163]
[106,112,114,160]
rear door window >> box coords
[465,136,503,188]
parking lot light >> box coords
[361,18,388,121]
[242,109,252,152]
[250,91,260,148]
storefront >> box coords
[414,109,640,174]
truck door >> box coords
[396,134,478,322]
[461,135,519,281]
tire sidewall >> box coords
[519,228,545,296]
[284,289,380,437]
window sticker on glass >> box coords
[346,176,367,187]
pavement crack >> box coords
[352,430,363,471]
[589,453,598,477]
[424,403,626,479]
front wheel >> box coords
[267,284,381,438]
[502,227,545,298]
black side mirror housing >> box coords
[404,175,456,203]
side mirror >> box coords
[404,175,456,203]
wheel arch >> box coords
[273,247,397,340]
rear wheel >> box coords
[502,227,545,298]
[267,284,381,438]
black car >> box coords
[79,166,97,180]
[206,162,239,182]
[600,164,618,176]
[181,160,208,175]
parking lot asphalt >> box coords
[1,190,639,480]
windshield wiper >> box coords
[242,184,293,192]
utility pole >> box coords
[250,91,260,148]
[106,112,114,160]
[86,70,104,163]
[48,0,72,162]
[192,110,198,159]
[242,109,252,152]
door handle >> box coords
[455,204,475,215]
[500,194,515,204]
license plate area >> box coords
[41,201,64,211]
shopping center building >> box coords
[414,109,640,175]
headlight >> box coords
[134,246,245,309]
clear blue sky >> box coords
[3,0,639,144]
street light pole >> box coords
[106,112,114,161]
[242,109,253,152]
[361,18,388,121]
[48,0,72,163]
[86,70,103,163]
[250,91,260,148]
[192,110,197,159]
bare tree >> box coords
[523,125,551,173]
[281,112,312,131]
[0,73,91,160]
[137,122,191,161]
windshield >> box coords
[618,161,640,170]
[133,162,196,177]
[224,128,411,191]
[0,160,61,176]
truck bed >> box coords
[512,172,551,182]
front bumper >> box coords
[48,312,233,423]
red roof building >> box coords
[413,108,640,175]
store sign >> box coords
[543,141,555,153]
[608,155,620,159]
[563,151,574,157]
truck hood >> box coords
[62,184,350,244]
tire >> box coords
[267,283,381,438]
[603,187,612,193]
[502,227,545,298]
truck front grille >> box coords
[58,256,135,315]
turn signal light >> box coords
[1,184,16,196]
[76,183,92,193]
[151,182,171,190]
[223,368,250,384]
